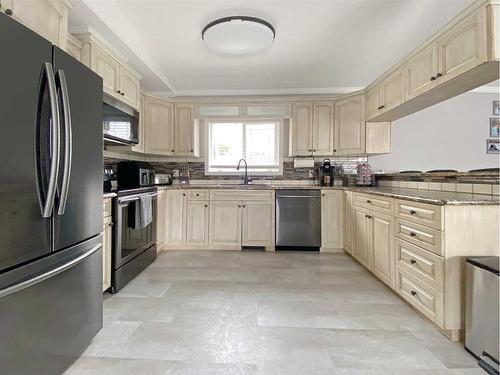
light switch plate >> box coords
[308,170,314,178]
[172,169,180,177]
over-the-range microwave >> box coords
[103,95,139,145]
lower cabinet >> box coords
[241,201,274,247]
[156,190,167,247]
[343,191,354,255]
[186,200,210,245]
[352,204,396,289]
[102,199,113,292]
[165,190,187,245]
[209,201,242,247]
[321,190,344,251]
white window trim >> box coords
[204,118,284,177]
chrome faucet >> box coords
[236,158,249,184]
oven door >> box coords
[114,193,157,269]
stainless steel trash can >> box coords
[465,256,499,375]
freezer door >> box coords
[0,235,103,375]
[52,47,103,251]
[0,13,54,272]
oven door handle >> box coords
[118,192,158,204]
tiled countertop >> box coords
[154,184,499,206]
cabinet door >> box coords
[132,94,145,153]
[290,102,313,156]
[381,66,405,112]
[174,103,196,156]
[91,44,120,99]
[366,85,382,121]
[186,200,209,246]
[312,102,334,155]
[2,0,69,48]
[405,42,439,100]
[371,211,395,289]
[321,191,344,250]
[209,201,241,247]
[102,215,112,292]
[156,190,166,246]
[242,201,274,247]
[119,65,140,109]
[165,191,187,245]
[437,9,487,84]
[144,97,175,155]
[343,191,353,255]
[334,95,366,155]
[353,206,371,269]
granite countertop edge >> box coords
[149,184,499,206]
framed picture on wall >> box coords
[493,101,500,115]
[490,118,500,137]
[486,138,500,154]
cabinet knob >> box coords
[380,105,385,109]
[242,205,246,208]
[430,76,437,81]
[409,232,417,237]
[238,205,241,208]
[109,222,114,227]
[377,105,382,110]
[204,204,208,208]
[322,193,325,197]
[121,92,125,96]
[409,210,417,215]
[366,200,371,204]
[117,90,121,94]
[171,149,175,152]
[182,193,186,196]
[196,193,199,196]
[410,259,417,265]
[410,290,417,296]
[436,73,443,78]
[5,8,13,15]
[190,149,193,152]
[333,149,337,153]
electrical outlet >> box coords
[308,170,314,179]
[172,169,180,178]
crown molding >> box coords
[150,87,365,98]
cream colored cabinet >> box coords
[174,103,199,157]
[156,190,167,247]
[165,190,187,245]
[437,9,487,84]
[290,102,314,156]
[405,42,439,100]
[91,44,121,98]
[209,201,242,247]
[144,96,175,155]
[1,0,71,49]
[66,34,82,61]
[353,206,371,269]
[132,94,145,153]
[365,122,391,154]
[371,211,395,289]
[321,190,344,251]
[119,65,141,109]
[242,201,274,247]
[366,68,404,121]
[102,198,113,292]
[334,94,365,155]
[290,102,334,156]
[343,191,354,255]
[186,200,209,245]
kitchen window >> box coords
[206,120,282,175]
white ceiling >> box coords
[70,0,477,97]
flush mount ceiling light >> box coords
[202,16,275,55]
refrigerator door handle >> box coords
[35,62,61,218]
[56,69,72,216]
[0,243,101,298]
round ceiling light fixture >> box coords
[202,16,275,55]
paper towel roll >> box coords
[293,158,315,168]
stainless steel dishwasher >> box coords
[275,189,321,250]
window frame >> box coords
[204,118,284,176]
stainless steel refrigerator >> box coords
[0,12,103,375]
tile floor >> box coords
[65,250,481,375]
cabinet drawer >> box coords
[188,190,209,201]
[395,219,443,256]
[396,267,444,327]
[354,193,394,215]
[395,238,444,291]
[210,189,274,201]
[103,198,112,218]
[395,200,443,230]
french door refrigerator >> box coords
[0,12,103,375]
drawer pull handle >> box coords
[409,210,417,215]
[410,290,417,296]
[409,232,417,237]
[367,200,372,204]
[410,259,417,265]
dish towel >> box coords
[134,194,152,229]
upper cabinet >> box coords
[334,94,365,155]
[174,103,199,157]
[366,67,405,121]
[66,33,82,61]
[405,42,439,100]
[72,28,142,110]
[290,101,334,156]
[1,0,72,49]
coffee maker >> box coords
[319,159,335,186]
